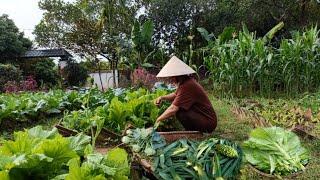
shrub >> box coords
[33,59,59,87]
[64,61,89,86]
[0,64,22,92]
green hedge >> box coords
[0,64,22,92]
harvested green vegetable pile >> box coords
[122,128,166,156]
[243,127,309,176]
[123,127,242,179]
[153,138,242,180]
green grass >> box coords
[210,96,253,142]
[209,95,320,179]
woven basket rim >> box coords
[157,131,203,135]
[248,164,304,178]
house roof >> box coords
[21,49,72,60]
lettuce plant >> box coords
[243,127,309,175]
[0,126,91,179]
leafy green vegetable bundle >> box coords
[122,128,166,156]
[243,127,309,176]
[153,138,242,180]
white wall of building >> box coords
[58,60,68,69]
[89,71,118,90]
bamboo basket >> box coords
[158,131,207,143]
[248,164,303,179]
[292,125,319,140]
[133,153,154,175]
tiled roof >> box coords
[21,49,72,59]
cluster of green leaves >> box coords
[0,126,91,179]
[128,20,157,68]
[298,91,320,114]
[32,59,60,87]
[243,127,309,176]
[60,148,130,180]
[122,128,166,156]
[152,138,242,179]
[62,88,169,133]
[259,104,319,128]
[0,126,129,180]
[0,90,68,123]
[202,26,320,96]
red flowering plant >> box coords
[3,81,19,93]
[20,76,38,91]
[3,76,38,93]
[132,67,157,89]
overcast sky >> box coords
[0,0,74,41]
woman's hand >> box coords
[156,104,179,123]
[154,96,162,107]
[156,118,161,124]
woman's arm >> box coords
[155,92,176,106]
[161,93,176,101]
[156,104,179,123]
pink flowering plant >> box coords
[132,67,157,89]
[4,76,38,93]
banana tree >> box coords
[130,20,156,68]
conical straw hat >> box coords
[156,56,196,77]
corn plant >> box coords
[202,26,320,96]
[279,27,320,95]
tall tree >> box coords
[34,0,140,88]
[145,0,215,49]
[0,14,32,62]
[239,0,320,37]
[144,0,320,48]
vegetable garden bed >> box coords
[55,123,121,147]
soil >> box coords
[95,147,110,154]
